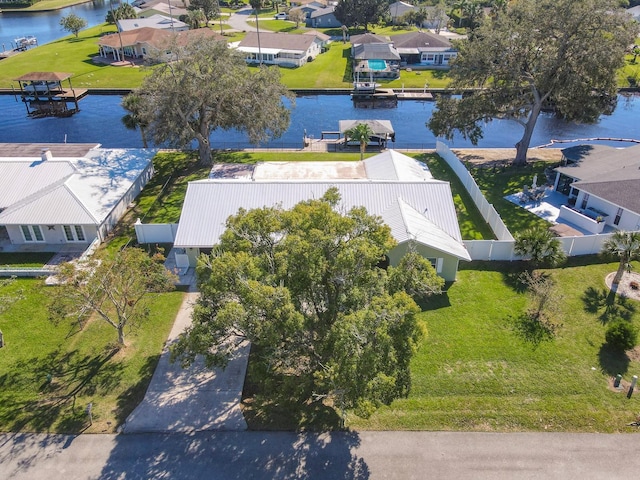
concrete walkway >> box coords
[121,292,250,433]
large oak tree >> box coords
[171,189,443,417]
[135,37,293,165]
[428,0,637,165]
[334,0,388,31]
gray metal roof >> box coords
[174,180,468,260]
[0,147,154,226]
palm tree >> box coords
[601,231,640,287]
[345,123,374,160]
[121,93,149,148]
[514,226,566,268]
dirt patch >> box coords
[451,148,563,168]
[604,271,640,302]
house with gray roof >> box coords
[552,144,640,233]
[388,1,450,30]
[308,5,341,28]
[235,31,323,67]
[0,144,155,250]
[391,31,457,68]
[173,150,470,281]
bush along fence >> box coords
[435,141,622,261]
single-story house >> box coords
[350,33,390,46]
[308,6,341,28]
[388,1,450,30]
[552,144,640,233]
[0,143,155,249]
[117,14,188,32]
[304,30,331,48]
[289,0,327,7]
[173,150,470,281]
[135,1,188,19]
[391,31,457,67]
[97,27,221,63]
[235,31,323,67]
[352,42,401,79]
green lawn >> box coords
[0,277,185,433]
[0,253,55,268]
[0,24,149,89]
[348,259,640,432]
[244,259,640,432]
[471,161,556,233]
[1,0,89,11]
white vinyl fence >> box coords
[134,220,178,244]
[436,142,629,261]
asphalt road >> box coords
[3,430,640,479]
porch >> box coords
[505,189,616,236]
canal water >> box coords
[0,93,639,150]
[0,0,112,51]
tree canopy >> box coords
[334,0,388,31]
[188,0,220,22]
[601,231,640,286]
[105,3,137,24]
[514,226,566,268]
[49,248,177,346]
[59,13,88,38]
[171,189,443,417]
[428,0,637,165]
[134,37,293,164]
[344,123,374,160]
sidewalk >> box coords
[121,292,250,433]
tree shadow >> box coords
[95,430,369,479]
[598,343,630,376]
[113,354,161,427]
[509,313,557,348]
[582,287,636,324]
[0,347,122,433]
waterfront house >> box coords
[235,32,323,67]
[97,27,221,63]
[351,36,400,79]
[391,31,457,68]
[0,144,155,249]
[552,144,640,233]
[173,150,470,281]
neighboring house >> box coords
[289,0,327,7]
[627,5,640,22]
[97,27,221,62]
[391,31,457,67]
[388,1,450,30]
[303,30,331,48]
[552,144,640,233]
[351,38,401,79]
[173,150,471,281]
[0,143,155,248]
[117,14,188,32]
[308,5,341,28]
[135,1,189,19]
[236,32,323,67]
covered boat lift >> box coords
[339,119,396,148]
[14,72,87,117]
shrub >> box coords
[605,320,637,351]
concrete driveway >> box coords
[227,6,256,32]
[121,292,249,433]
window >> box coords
[614,207,623,226]
[63,225,86,242]
[580,193,589,209]
[21,225,44,242]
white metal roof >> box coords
[0,148,154,226]
[364,150,433,181]
[174,180,468,260]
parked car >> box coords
[274,12,289,19]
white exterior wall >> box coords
[5,224,97,247]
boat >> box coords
[14,36,38,51]
[351,73,397,108]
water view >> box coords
[0,93,639,150]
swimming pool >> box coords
[367,59,387,71]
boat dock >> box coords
[396,91,433,100]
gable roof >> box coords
[388,1,415,17]
[174,151,469,260]
[14,72,72,82]
[304,30,331,42]
[309,5,336,18]
[339,119,395,136]
[238,32,316,52]
[391,31,453,51]
[0,146,154,226]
